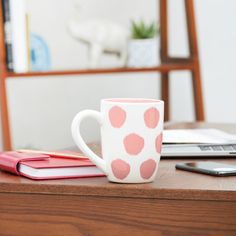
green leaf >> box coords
[130,19,159,39]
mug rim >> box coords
[102,98,164,105]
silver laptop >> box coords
[161,143,236,157]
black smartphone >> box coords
[175,161,236,176]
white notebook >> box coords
[162,129,236,157]
[163,129,236,144]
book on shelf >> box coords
[1,0,29,73]
[10,0,29,73]
[2,0,13,71]
[0,151,105,180]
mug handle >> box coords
[71,110,107,174]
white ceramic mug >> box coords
[71,98,164,183]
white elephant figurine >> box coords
[68,18,129,68]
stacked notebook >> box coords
[162,128,236,157]
[0,151,105,180]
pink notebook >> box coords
[0,151,105,180]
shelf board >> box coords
[5,63,193,78]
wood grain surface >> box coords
[0,122,236,235]
[0,158,236,202]
[1,193,236,236]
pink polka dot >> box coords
[144,107,160,129]
[123,133,144,155]
[155,133,163,154]
[109,106,126,128]
[111,159,130,180]
[140,159,157,179]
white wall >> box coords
[196,0,236,122]
[2,0,236,150]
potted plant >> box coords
[127,20,160,67]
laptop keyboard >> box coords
[199,144,236,152]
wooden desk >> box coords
[0,123,236,235]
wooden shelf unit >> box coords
[5,63,194,77]
[0,0,204,150]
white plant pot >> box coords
[127,38,160,68]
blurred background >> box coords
[1,0,236,150]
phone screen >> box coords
[176,161,236,176]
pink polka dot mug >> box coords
[71,98,164,183]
